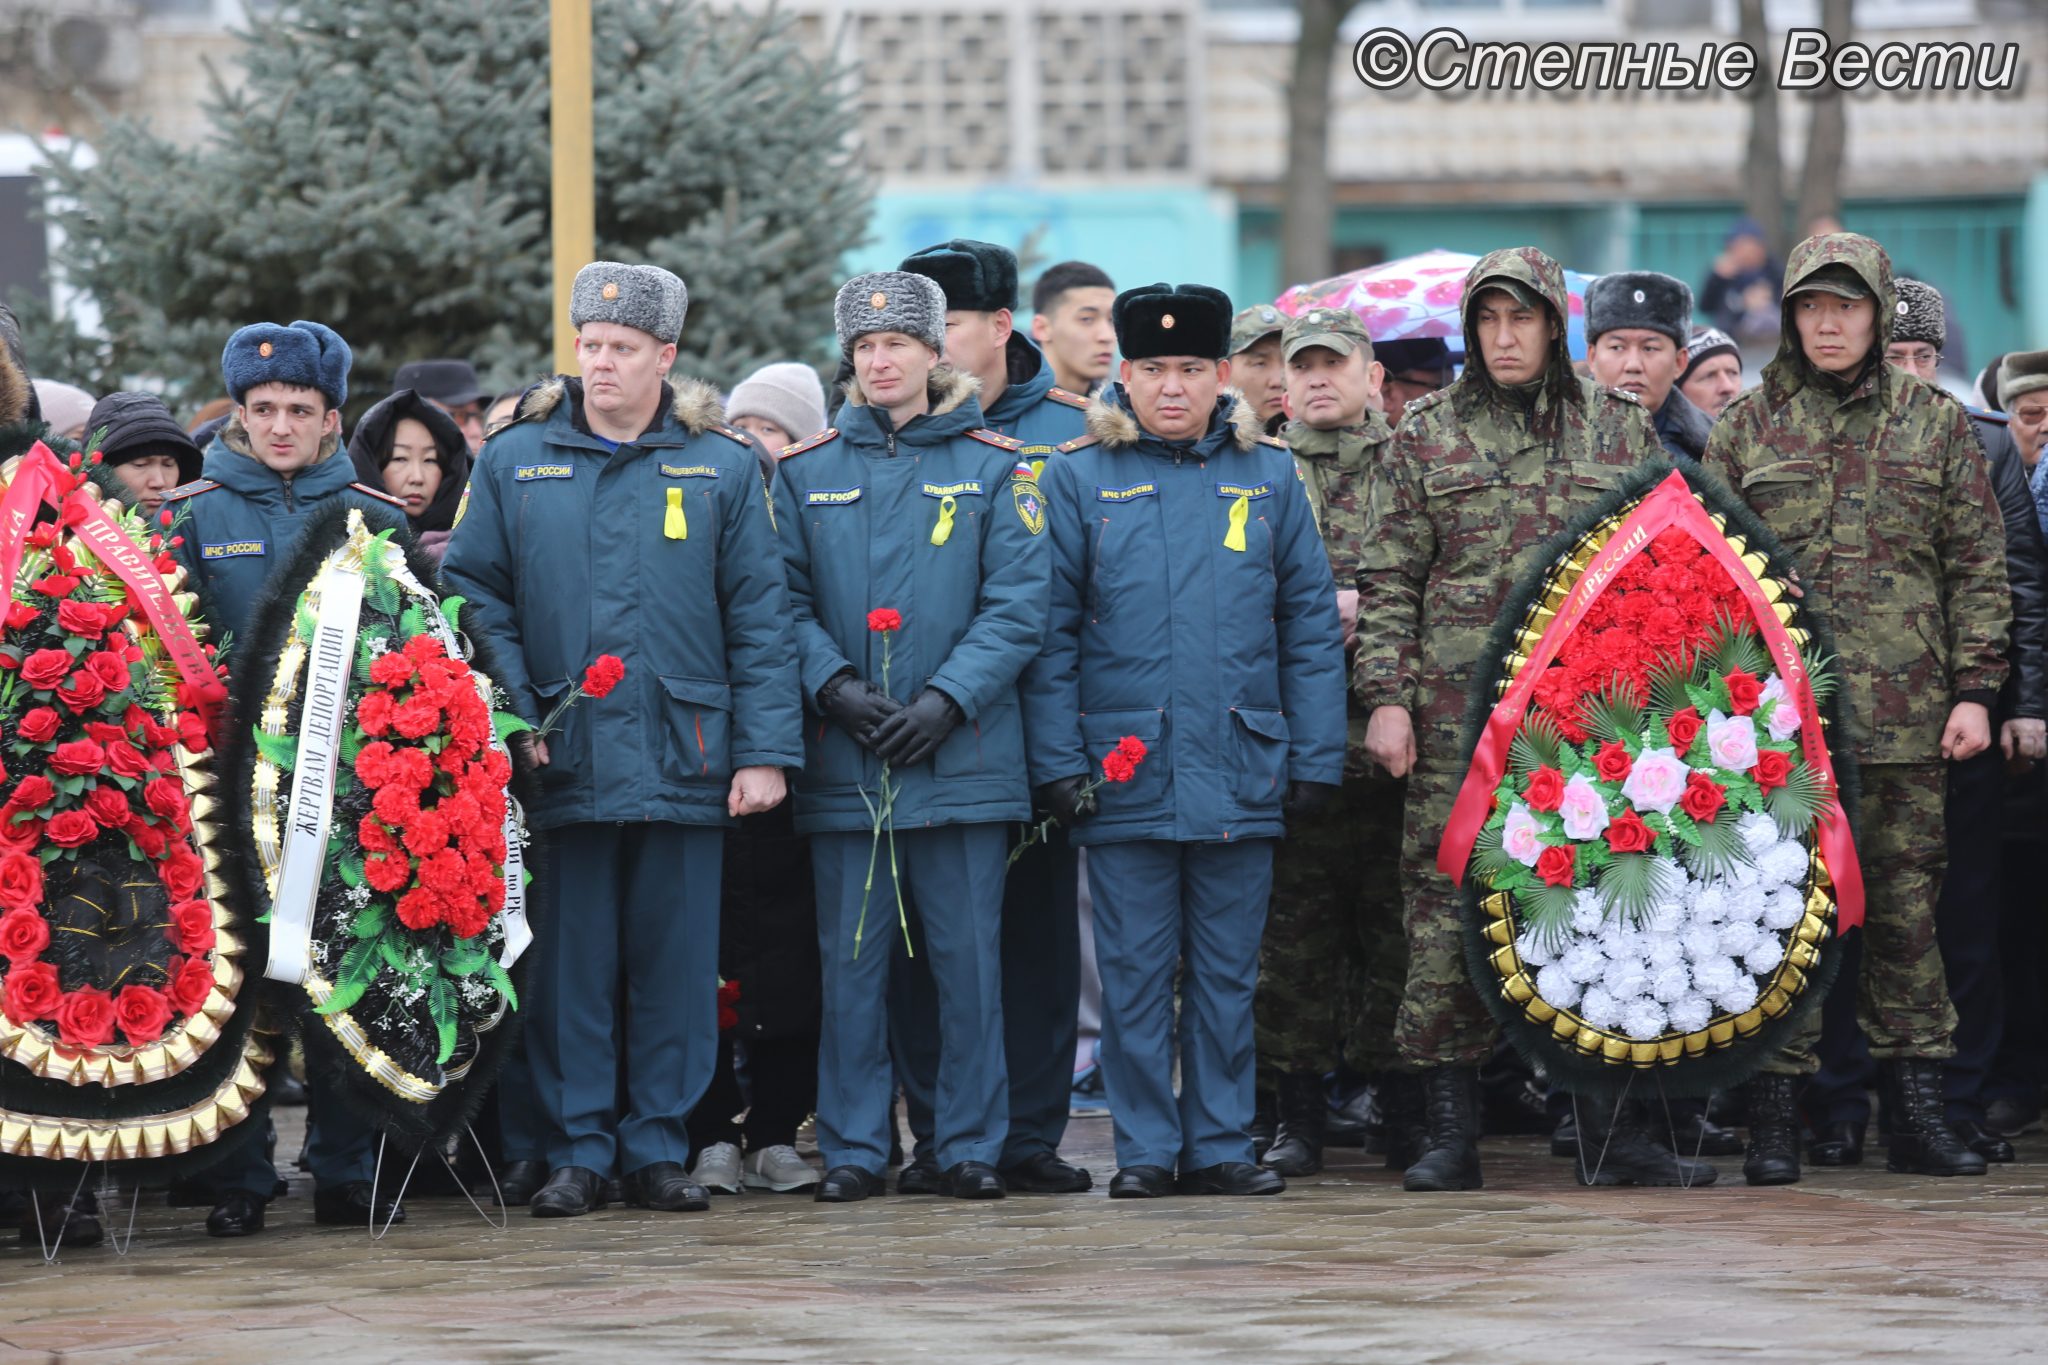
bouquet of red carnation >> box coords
[1008,735,1148,866]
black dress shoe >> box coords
[1952,1120,2016,1164]
[1001,1151,1092,1193]
[530,1165,606,1218]
[20,1190,102,1247]
[495,1159,548,1206]
[814,1166,886,1203]
[896,1153,942,1195]
[1664,1107,1746,1157]
[314,1181,405,1226]
[1808,1119,1866,1166]
[1107,1164,1174,1199]
[1176,1162,1285,1196]
[600,1177,626,1205]
[939,1161,1006,1200]
[626,1161,710,1211]
[206,1189,268,1238]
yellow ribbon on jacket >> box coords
[931,495,957,546]
[1223,492,1249,552]
[665,487,687,540]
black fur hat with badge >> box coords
[1112,283,1234,362]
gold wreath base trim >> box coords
[0,1028,276,1163]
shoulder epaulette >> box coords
[778,428,839,460]
[1056,433,1100,454]
[351,482,409,509]
[706,423,755,446]
[1257,433,1289,448]
[1968,406,2011,426]
[161,479,219,502]
[1601,385,1640,405]
[1404,389,1448,415]
[968,428,1024,452]
[1046,387,1089,410]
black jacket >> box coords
[717,802,820,1040]
[1652,385,1715,460]
[1970,410,2048,721]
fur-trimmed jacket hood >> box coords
[517,374,732,440]
[1083,382,1267,458]
[834,365,988,452]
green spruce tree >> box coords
[23,0,870,413]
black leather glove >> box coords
[1034,775,1097,826]
[870,686,964,767]
[816,670,903,750]
[1284,780,1339,819]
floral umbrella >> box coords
[1274,248,1596,361]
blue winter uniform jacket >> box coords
[165,420,410,636]
[1020,385,1347,845]
[441,377,804,832]
[981,334,1089,465]
[771,368,1051,835]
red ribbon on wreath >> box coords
[1437,470,1864,929]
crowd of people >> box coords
[4,220,2045,1245]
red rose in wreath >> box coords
[2,960,61,1024]
[1523,765,1565,813]
[1535,844,1576,888]
[15,707,59,745]
[167,899,215,954]
[1680,770,1727,823]
[0,854,43,914]
[165,955,213,1016]
[1752,748,1794,795]
[46,810,100,848]
[18,649,72,690]
[55,986,117,1048]
[49,739,107,776]
[0,907,50,963]
[1593,741,1633,784]
[1666,706,1704,753]
[1604,809,1656,855]
[1724,669,1763,716]
[159,846,205,901]
[114,984,173,1047]
[54,670,106,714]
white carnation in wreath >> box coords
[1536,963,1581,1009]
[1602,958,1653,1002]
[1650,962,1693,1003]
[1682,924,1724,964]
[1714,973,1760,1015]
[1644,931,1685,969]
[1758,841,1810,888]
[1668,993,1714,1033]
[1761,885,1806,931]
[1744,935,1786,976]
[1580,984,1622,1029]
[1737,810,1779,860]
[1569,889,1607,935]
[1517,928,1558,967]
[1621,996,1668,1040]
[1560,941,1608,984]
[1718,919,1762,959]
[1691,954,1741,998]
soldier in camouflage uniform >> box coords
[1354,247,1666,1192]
[1705,232,2009,1186]
[1254,307,1407,1178]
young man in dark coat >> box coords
[444,261,804,1218]
[1586,271,1715,461]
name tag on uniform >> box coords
[515,464,574,481]
[201,540,265,560]
[1096,483,1157,503]
[660,463,720,478]
[806,487,862,506]
[921,480,983,499]
[1216,482,1273,501]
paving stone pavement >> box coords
[5,1107,2048,1364]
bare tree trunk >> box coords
[1280,0,1344,289]
[1737,0,1786,259]
[1793,0,1854,239]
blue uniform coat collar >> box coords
[1083,382,1266,461]
[836,366,986,451]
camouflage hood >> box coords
[1458,246,1581,418]
[1765,231,1896,401]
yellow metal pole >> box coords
[550,0,595,375]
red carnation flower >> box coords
[165,955,214,1017]
[2,960,61,1024]
[354,741,397,788]
[369,652,416,687]
[0,907,50,963]
[359,814,399,854]
[1724,669,1763,716]
[1117,735,1148,763]
[1680,770,1727,823]
[55,986,117,1048]
[866,609,902,635]
[395,886,444,931]
[581,654,626,699]
[356,691,395,736]
[372,783,421,826]
[19,649,72,690]
[1535,844,1576,888]
[402,635,450,665]
[1752,748,1794,795]
[392,697,442,739]
[1593,741,1633,784]
[1667,706,1705,753]
[1522,765,1566,813]
[114,984,173,1047]
[445,894,492,940]
[364,850,414,894]
[46,809,100,848]
[49,739,107,777]
[1102,752,1135,783]
[403,810,451,858]
[388,746,435,791]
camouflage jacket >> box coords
[1353,247,1664,768]
[1705,232,2009,764]
[1285,409,1394,774]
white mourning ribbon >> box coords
[264,562,366,984]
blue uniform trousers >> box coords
[528,820,724,1175]
[198,1069,382,1195]
[814,824,1007,1174]
[890,827,1080,1167]
[1087,838,1275,1172]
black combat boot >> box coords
[1743,1075,1802,1186]
[1250,1087,1278,1162]
[1402,1066,1482,1192]
[1572,1094,1717,1187]
[1261,1072,1327,1177]
[1883,1059,1987,1176]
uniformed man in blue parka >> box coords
[773,269,1050,1203]
[163,319,414,1237]
[443,262,803,1218]
[1021,283,1347,1199]
[887,239,1095,1196]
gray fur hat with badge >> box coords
[570,261,689,344]
[1890,278,1946,350]
[1586,271,1694,349]
[834,271,947,356]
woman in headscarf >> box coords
[347,388,470,561]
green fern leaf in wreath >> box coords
[1516,884,1580,959]
[484,959,519,1011]
[1596,851,1660,928]
[253,729,299,771]
[1764,764,1833,836]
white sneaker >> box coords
[742,1145,821,1193]
[689,1142,744,1195]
